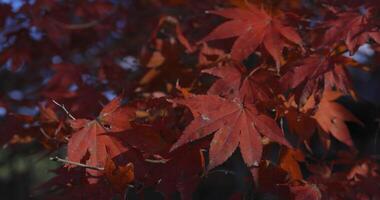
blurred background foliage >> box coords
[0,0,379,199]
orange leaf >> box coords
[279,148,305,180]
[313,90,363,147]
[104,157,134,193]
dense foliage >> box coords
[0,0,380,199]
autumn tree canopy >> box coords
[0,0,379,199]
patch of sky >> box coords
[87,46,100,56]
[344,43,375,64]
[18,106,39,116]
[81,74,97,86]
[8,90,24,101]
[0,0,24,12]
[72,53,85,64]
[2,59,13,71]
[116,19,126,29]
[111,31,122,39]
[51,55,63,64]
[39,68,54,86]
[0,107,7,117]
[102,90,117,101]
[68,84,79,92]
[29,26,43,41]
[117,56,139,71]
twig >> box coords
[50,6,118,30]
[374,118,380,154]
[61,20,100,30]
[40,127,52,140]
[247,65,261,78]
[52,100,76,120]
[207,169,236,176]
[50,156,104,171]
[40,127,69,142]
[144,158,169,164]
[280,117,285,134]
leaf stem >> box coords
[50,156,104,171]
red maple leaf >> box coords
[290,183,322,200]
[67,96,135,178]
[280,53,356,104]
[170,95,290,174]
[151,142,206,200]
[203,61,277,103]
[104,156,134,193]
[304,90,363,147]
[202,3,303,68]
[320,5,380,54]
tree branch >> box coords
[144,158,169,164]
[50,156,104,171]
[52,100,76,120]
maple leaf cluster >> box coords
[0,0,380,199]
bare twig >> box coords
[247,65,262,78]
[207,169,236,176]
[50,6,118,30]
[280,117,285,134]
[144,158,169,164]
[50,156,104,171]
[40,127,69,142]
[374,118,380,154]
[61,20,100,30]
[40,127,52,140]
[52,100,76,120]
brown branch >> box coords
[52,100,76,120]
[40,127,69,142]
[144,158,169,164]
[61,20,100,30]
[40,127,52,140]
[374,118,380,154]
[207,169,236,175]
[51,6,118,30]
[50,156,104,171]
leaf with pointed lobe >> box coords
[170,95,291,175]
[257,161,292,198]
[320,5,380,54]
[203,61,277,103]
[115,124,172,155]
[284,106,317,141]
[67,96,135,180]
[304,90,363,147]
[197,43,226,66]
[280,54,357,104]
[104,156,134,193]
[290,184,322,200]
[202,4,303,69]
[279,148,305,180]
[323,64,356,98]
[151,141,207,200]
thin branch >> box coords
[207,169,236,176]
[374,118,380,154]
[40,127,69,142]
[280,117,285,134]
[50,156,104,171]
[52,100,76,120]
[40,127,52,140]
[61,20,100,30]
[144,158,169,164]
[50,5,119,30]
[247,65,262,78]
